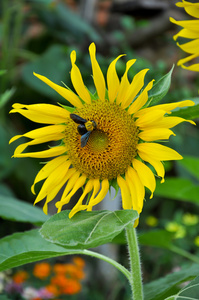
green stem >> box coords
[170,245,199,264]
[83,249,131,281]
[126,223,144,300]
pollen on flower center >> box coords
[64,100,139,180]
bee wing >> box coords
[70,113,87,124]
[81,131,91,147]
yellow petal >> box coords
[9,125,66,144]
[135,110,166,128]
[138,151,165,183]
[59,170,81,203]
[31,156,69,194]
[174,28,199,40]
[87,179,101,211]
[33,72,83,108]
[181,62,199,72]
[135,100,195,117]
[70,50,91,104]
[121,69,149,109]
[126,166,145,213]
[43,172,71,214]
[62,173,87,204]
[10,103,70,124]
[147,116,195,129]
[176,1,199,18]
[12,145,67,158]
[69,179,94,218]
[56,173,87,212]
[34,160,71,205]
[116,59,136,105]
[177,53,199,66]
[137,142,183,161]
[89,43,106,101]
[87,178,109,209]
[13,135,64,156]
[177,39,199,54]
[170,18,199,32]
[125,174,138,210]
[128,79,154,114]
[117,175,132,209]
[132,159,156,199]
[107,54,124,103]
[138,128,175,141]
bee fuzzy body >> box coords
[70,114,96,147]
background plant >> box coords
[0,0,199,299]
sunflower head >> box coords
[10,42,195,226]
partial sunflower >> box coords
[10,43,195,226]
[170,0,199,71]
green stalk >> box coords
[83,249,131,281]
[126,223,144,300]
[170,245,199,264]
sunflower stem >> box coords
[126,223,144,300]
[83,249,131,281]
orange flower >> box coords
[53,263,67,275]
[72,256,85,269]
[46,284,60,297]
[51,273,82,295]
[13,270,28,284]
[33,262,51,279]
[51,274,68,288]
[65,264,85,280]
[62,278,81,295]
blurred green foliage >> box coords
[0,0,199,299]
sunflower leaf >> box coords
[155,177,199,204]
[0,195,49,225]
[0,229,79,271]
[40,210,138,249]
[147,65,174,106]
[166,276,199,300]
[144,264,199,300]
[177,155,199,181]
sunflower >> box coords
[10,43,195,226]
[170,0,199,71]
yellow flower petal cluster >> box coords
[10,43,195,226]
[170,0,199,71]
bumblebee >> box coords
[70,113,97,147]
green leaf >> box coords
[177,155,199,181]
[0,88,15,109]
[0,295,10,300]
[171,97,199,120]
[147,65,174,106]
[40,210,138,249]
[168,276,199,300]
[139,230,174,249]
[56,3,101,42]
[22,45,70,100]
[113,229,174,247]
[0,195,49,225]
[58,103,75,112]
[155,177,199,205]
[144,263,199,300]
[0,70,7,76]
[0,229,78,271]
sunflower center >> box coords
[64,100,139,180]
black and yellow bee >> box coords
[70,113,97,147]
